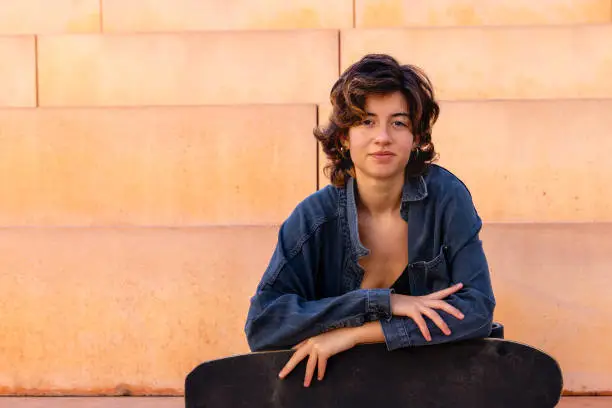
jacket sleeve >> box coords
[244,213,392,352]
[380,181,496,351]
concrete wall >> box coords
[1,0,611,396]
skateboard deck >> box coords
[185,338,563,408]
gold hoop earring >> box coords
[340,145,348,156]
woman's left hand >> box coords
[278,327,358,387]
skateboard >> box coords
[185,336,563,408]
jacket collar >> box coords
[345,173,428,258]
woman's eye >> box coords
[393,121,408,127]
[362,119,374,126]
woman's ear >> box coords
[340,133,350,150]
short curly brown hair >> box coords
[315,54,440,187]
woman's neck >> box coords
[354,173,404,217]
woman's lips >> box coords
[370,152,395,162]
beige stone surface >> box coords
[103,0,352,31]
[483,223,612,393]
[319,99,612,222]
[0,106,317,226]
[355,0,612,27]
[0,36,36,107]
[0,224,610,394]
[0,0,100,34]
[432,99,612,222]
[37,31,339,106]
[0,398,183,407]
[0,226,279,395]
[341,25,612,100]
[558,397,612,407]
[1,397,612,406]
[0,396,610,406]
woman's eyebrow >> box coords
[365,112,410,117]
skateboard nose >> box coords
[489,322,504,339]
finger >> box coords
[318,354,328,381]
[412,313,432,342]
[425,299,465,320]
[304,351,318,387]
[292,339,307,350]
[279,346,309,379]
[420,306,451,336]
[424,283,463,300]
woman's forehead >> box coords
[364,91,409,112]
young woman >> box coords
[244,54,496,387]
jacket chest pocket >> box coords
[411,246,450,295]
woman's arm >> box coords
[379,181,496,350]
[246,279,392,352]
[351,282,469,346]
[244,215,393,352]
[353,320,385,344]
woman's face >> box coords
[345,91,417,183]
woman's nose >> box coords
[375,128,392,143]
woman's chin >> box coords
[356,166,405,181]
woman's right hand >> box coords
[390,283,465,342]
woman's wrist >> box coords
[353,321,385,345]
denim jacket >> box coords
[244,164,496,352]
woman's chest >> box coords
[357,216,409,289]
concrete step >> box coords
[342,24,612,99]
[0,0,353,35]
[355,0,612,27]
[0,36,36,107]
[319,99,612,222]
[0,223,610,394]
[1,99,610,226]
[0,0,100,35]
[0,226,279,395]
[0,105,317,226]
[2,1,612,35]
[102,0,353,32]
[0,397,610,407]
[36,31,338,107]
[0,398,181,408]
[7,25,612,107]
